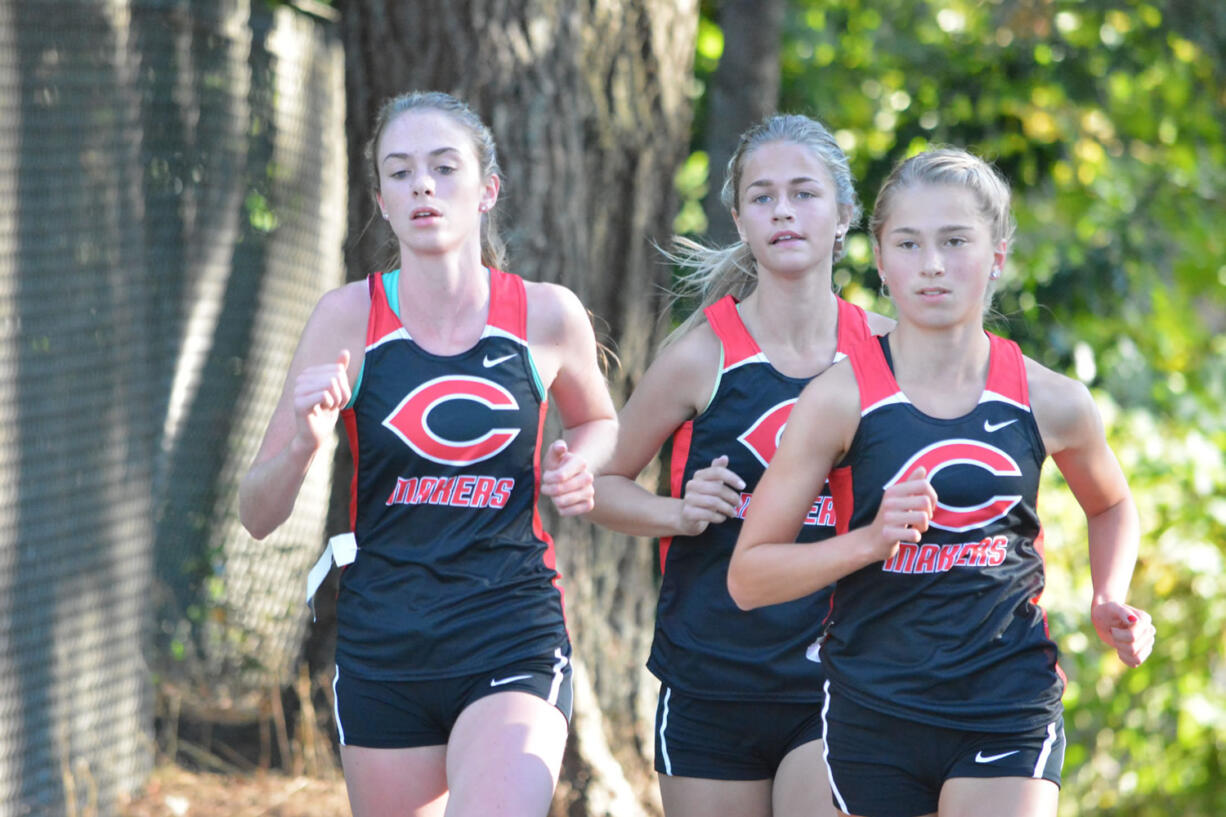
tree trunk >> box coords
[340,3,698,814]
[701,0,785,244]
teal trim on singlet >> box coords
[345,269,403,409]
[344,268,545,407]
[345,360,367,411]
[525,349,546,403]
[388,266,544,400]
[384,268,403,315]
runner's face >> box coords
[874,182,1006,329]
[733,141,848,279]
[376,110,498,260]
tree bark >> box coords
[701,0,785,244]
[340,3,698,814]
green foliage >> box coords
[1041,395,1226,815]
[685,1,1225,813]
[674,151,711,235]
[775,0,1225,418]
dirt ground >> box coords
[120,764,350,817]
[122,666,353,816]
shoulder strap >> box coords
[848,336,905,414]
[703,295,762,369]
[982,332,1030,407]
[486,268,528,341]
[834,297,874,355]
[366,272,404,347]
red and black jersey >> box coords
[336,269,566,680]
[824,333,1063,731]
[647,294,873,701]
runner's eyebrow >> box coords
[745,176,822,189]
[382,146,464,163]
[889,225,977,234]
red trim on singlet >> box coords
[342,408,360,532]
[707,294,873,368]
[834,298,873,353]
[984,332,1029,404]
[343,275,378,538]
[367,268,528,345]
[847,337,898,411]
[704,296,761,368]
[487,268,528,340]
[530,398,567,627]
[850,331,1028,413]
[658,420,695,573]
[1030,525,1066,687]
[1032,525,1046,582]
[366,272,404,344]
[828,464,854,537]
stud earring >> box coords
[381,211,389,220]
[990,267,1001,280]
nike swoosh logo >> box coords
[984,418,1018,433]
[489,674,533,687]
[483,352,517,368]
[975,749,1020,764]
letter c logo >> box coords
[884,439,1023,532]
[383,376,521,465]
[738,399,798,467]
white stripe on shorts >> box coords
[821,680,851,815]
[332,664,346,746]
[658,686,673,776]
[548,648,569,706]
[1033,720,1058,778]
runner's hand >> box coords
[1091,601,1155,668]
[542,439,594,516]
[869,466,936,561]
[293,350,351,452]
[678,455,746,536]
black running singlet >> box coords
[647,295,873,701]
[824,332,1063,731]
[335,269,568,680]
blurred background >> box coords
[0,1,1221,815]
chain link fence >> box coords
[0,1,345,813]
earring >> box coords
[880,279,891,298]
[478,204,489,213]
[833,234,845,254]
[381,210,389,220]
[990,267,1001,280]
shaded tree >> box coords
[699,0,786,243]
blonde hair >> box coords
[365,91,507,272]
[868,147,1015,307]
[663,114,860,347]
[868,147,1015,248]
